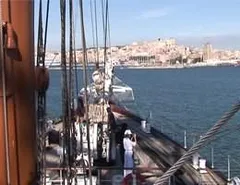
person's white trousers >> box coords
[124,151,134,177]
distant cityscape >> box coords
[43,38,240,68]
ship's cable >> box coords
[154,101,240,185]
[68,0,77,183]
[42,2,50,184]
[107,4,112,60]
[89,0,97,63]
[36,0,43,67]
[106,1,113,99]
[0,5,11,184]
[79,0,93,184]
[43,0,50,66]
[94,0,100,64]
[36,0,50,184]
[72,2,87,184]
[72,5,79,96]
[60,0,71,183]
[101,0,108,123]
[101,0,106,36]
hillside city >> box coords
[44,38,240,68]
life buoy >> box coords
[121,173,145,185]
[35,66,49,92]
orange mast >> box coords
[0,0,36,185]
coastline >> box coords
[117,61,240,70]
[46,60,240,70]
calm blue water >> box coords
[47,66,240,177]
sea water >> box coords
[47,66,240,177]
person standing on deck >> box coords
[75,96,85,123]
[123,129,137,177]
[107,107,116,131]
[117,123,128,165]
[107,107,117,162]
[74,96,85,154]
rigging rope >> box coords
[0,5,11,184]
[36,0,43,67]
[94,0,100,65]
[43,0,50,66]
[68,0,80,184]
[106,5,113,98]
[101,0,106,38]
[36,0,50,184]
[79,0,93,184]
[72,7,79,96]
[100,0,109,123]
[60,0,71,183]
[68,0,75,183]
[154,101,240,185]
[107,5,112,60]
[89,0,96,63]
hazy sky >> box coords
[35,0,240,50]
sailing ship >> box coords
[0,0,240,185]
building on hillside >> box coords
[129,52,155,65]
[203,43,213,61]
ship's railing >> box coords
[139,120,240,184]
[44,166,228,185]
[45,166,160,185]
[159,129,240,180]
[165,131,240,182]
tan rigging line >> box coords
[89,0,97,63]
[69,0,74,110]
[72,3,79,96]
[79,0,93,184]
[72,2,87,184]
[107,4,112,61]
[68,0,77,184]
[100,0,109,124]
[101,0,106,36]
[211,123,240,143]
[94,0,100,65]
[36,1,50,184]
[106,3,113,99]
[0,5,11,185]
[105,0,109,99]
[60,0,71,183]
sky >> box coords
[35,0,240,51]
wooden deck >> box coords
[44,114,227,184]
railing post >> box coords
[97,169,101,185]
[198,172,202,185]
[184,130,187,149]
[172,175,175,185]
[228,155,231,182]
[192,134,196,145]
[132,172,137,185]
[211,147,214,169]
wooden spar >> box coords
[0,1,36,185]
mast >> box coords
[0,1,36,185]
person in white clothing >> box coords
[123,129,137,177]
